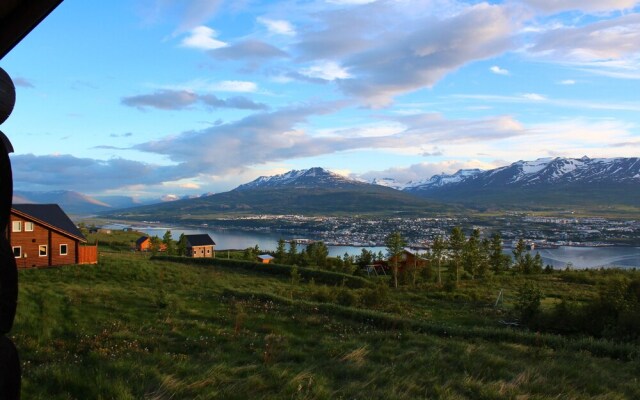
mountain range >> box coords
[107,167,452,220]
[14,157,640,216]
[402,157,640,210]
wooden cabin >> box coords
[135,236,167,252]
[136,236,151,251]
[185,234,215,258]
[7,204,97,268]
[388,248,427,271]
[257,254,274,264]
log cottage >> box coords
[185,234,216,258]
[7,204,97,268]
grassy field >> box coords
[13,250,640,399]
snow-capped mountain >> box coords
[406,157,640,193]
[404,157,640,207]
[370,177,410,190]
[235,167,363,190]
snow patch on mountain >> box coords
[235,167,360,190]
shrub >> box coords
[151,255,370,288]
[336,287,358,307]
[360,281,389,307]
[515,282,543,324]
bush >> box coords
[360,281,389,307]
[515,282,543,324]
[336,287,358,307]
[151,255,370,288]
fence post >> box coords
[0,67,20,398]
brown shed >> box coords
[7,204,97,268]
[257,254,274,264]
[185,234,216,258]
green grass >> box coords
[13,252,640,399]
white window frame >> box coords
[60,244,68,256]
[12,247,21,258]
[12,221,22,232]
[39,245,48,257]
[25,222,34,232]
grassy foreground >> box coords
[13,252,640,399]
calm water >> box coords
[126,224,640,269]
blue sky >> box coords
[2,0,639,199]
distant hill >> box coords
[108,167,455,219]
[404,157,640,211]
[13,190,152,215]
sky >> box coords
[1,0,639,200]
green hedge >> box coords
[222,288,640,362]
[150,255,370,288]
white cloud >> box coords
[559,79,576,85]
[300,61,351,81]
[212,81,258,92]
[337,3,519,107]
[360,159,498,184]
[181,26,227,50]
[327,0,377,4]
[529,14,640,64]
[522,93,546,101]
[257,17,296,36]
[490,65,510,75]
[522,0,639,14]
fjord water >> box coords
[134,225,640,269]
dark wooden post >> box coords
[0,66,20,399]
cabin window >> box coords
[12,221,21,232]
[25,222,34,231]
[60,244,68,256]
[39,245,48,257]
[207,249,210,254]
[12,247,21,258]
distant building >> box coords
[135,236,167,252]
[257,254,274,264]
[7,204,97,268]
[136,236,151,251]
[387,248,427,271]
[185,234,216,258]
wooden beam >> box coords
[0,0,64,60]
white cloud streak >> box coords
[181,26,227,50]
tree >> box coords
[288,240,298,265]
[342,253,354,274]
[162,230,175,256]
[513,239,527,273]
[305,242,329,268]
[149,236,161,256]
[385,231,407,288]
[275,239,287,263]
[243,246,258,261]
[176,233,187,256]
[448,227,465,284]
[431,236,446,286]
[462,228,481,278]
[478,237,491,277]
[489,233,508,272]
[515,282,543,323]
[356,248,374,269]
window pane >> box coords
[25,222,34,231]
[12,221,21,232]
[12,247,21,258]
[60,244,68,255]
[39,245,47,256]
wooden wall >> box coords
[8,213,80,268]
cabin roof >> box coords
[185,234,216,247]
[12,203,86,242]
